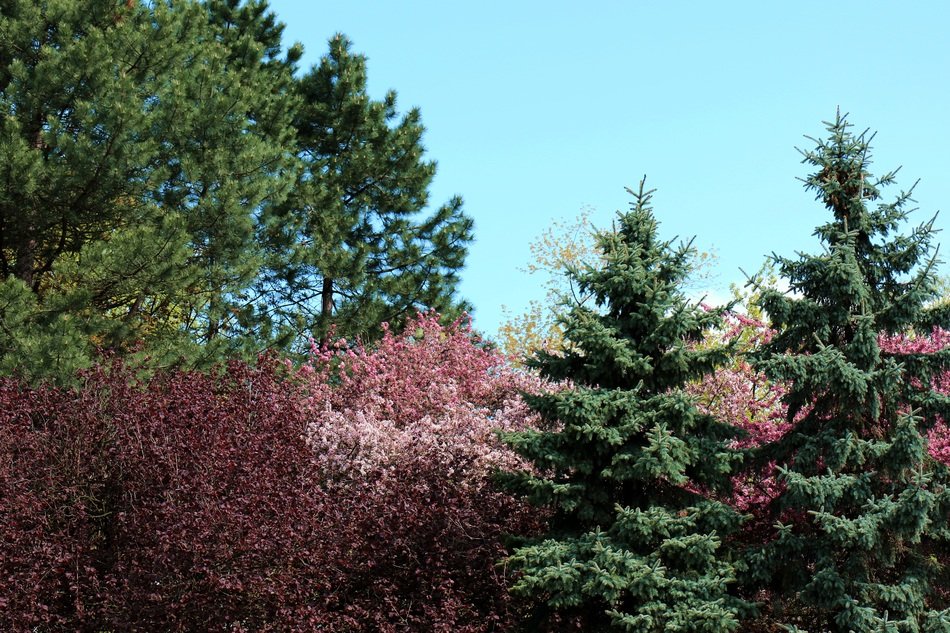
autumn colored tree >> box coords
[499,181,746,631]
[745,113,950,632]
[496,208,598,362]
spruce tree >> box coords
[258,34,473,345]
[748,112,950,632]
[500,181,745,632]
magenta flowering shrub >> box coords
[302,312,543,480]
[930,415,950,464]
[0,314,547,631]
[296,313,548,630]
[880,326,950,465]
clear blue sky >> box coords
[267,0,950,337]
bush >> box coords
[0,359,333,630]
[0,314,546,631]
[297,313,548,630]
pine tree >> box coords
[130,0,301,359]
[258,34,474,345]
[500,180,746,632]
[0,0,299,380]
[747,112,950,632]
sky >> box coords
[267,0,950,338]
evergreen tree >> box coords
[0,0,298,380]
[182,0,301,355]
[747,112,950,632]
[258,34,473,345]
[500,181,746,632]
[0,1,471,378]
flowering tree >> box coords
[880,327,950,466]
[0,313,547,631]
[688,310,790,514]
[295,312,550,630]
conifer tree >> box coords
[0,0,299,379]
[747,112,950,632]
[258,34,473,345]
[500,181,746,632]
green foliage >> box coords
[0,0,301,376]
[497,206,720,366]
[0,277,90,382]
[500,180,746,631]
[257,33,473,346]
[748,112,950,632]
[0,1,473,381]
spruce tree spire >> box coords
[749,112,950,632]
[500,180,745,631]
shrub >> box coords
[0,314,547,631]
[0,360,334,630]
[297,312,548,630]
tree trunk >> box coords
[14,237,36,290]
[320,276,334,345]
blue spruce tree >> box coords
[500,180,747,632]
[747,112,950,632]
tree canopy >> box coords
[0,0,472,382]
[499,181,746,631]
[747,111,950,632]
[257,34,473,346]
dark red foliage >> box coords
[0,375,116,630]
[1,346,542,630]
[1,360,332,631]
[320,454,538,632]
